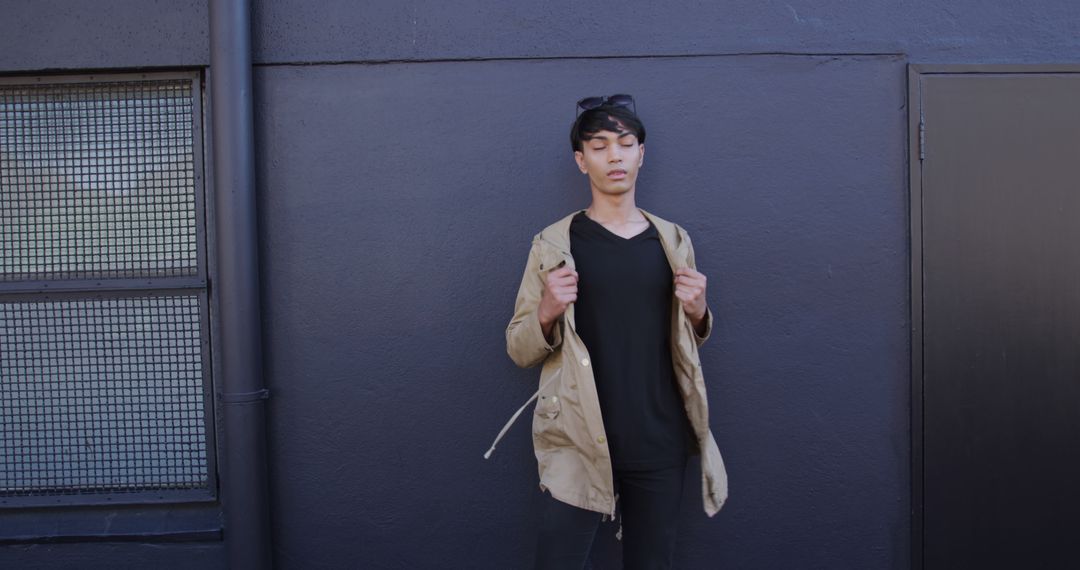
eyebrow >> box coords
[586,132,635,143]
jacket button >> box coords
[551,396,558,403]
[581,358,590,367]
[597,436,606,444]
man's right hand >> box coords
[538,266,578,341]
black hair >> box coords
[570,104,646,152]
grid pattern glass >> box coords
[0,79,198,280]
[0,74,211,503]
[0,295,207,495]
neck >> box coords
[586,186,640,223]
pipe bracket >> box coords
[220,388,270,403]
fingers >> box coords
[547,267,579,289]
[548,275,578,288]
[674,285,703,302]
[675,267,706,300]
[549,282,578,296]
[552,291,578,303]
[543,267,578,313]
[548,266,578,279]
[674,269,706,287]
[538,282,576,322]
[551,285,577,303]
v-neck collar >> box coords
[537,207,689,273]
[574,210,654,242]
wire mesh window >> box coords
[0,73,214,507]
[1,295,207,495]
[0,78,198,280]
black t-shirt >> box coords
[570,211,690,470]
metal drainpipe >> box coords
[209,0,272,567]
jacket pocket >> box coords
[535,394,561,420]
[533,393,573,449]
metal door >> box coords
[911,66,1080,569]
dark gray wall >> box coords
[2,0,1080,568]
[250,1,1080,64]
[254,54,910,568]
[0,0,208,72]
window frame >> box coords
[0,70,219,510]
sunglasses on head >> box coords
[576,93,636,117]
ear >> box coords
[638,143,645,167]
[574,150,587,174]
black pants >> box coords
[534,461,687,570]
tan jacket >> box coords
[486,208,728,517]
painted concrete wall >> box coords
[249,1,1080,64]
[0,0,207,72]
[2,0,1080,568]
[254,54,909,569]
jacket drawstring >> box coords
[614,492,622,540]
[484,375,557,459]
[602,494,623,540]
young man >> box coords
[488,95,728,569]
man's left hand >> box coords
[674,267,708,334]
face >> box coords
[574,128,645,196]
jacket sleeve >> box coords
[505,236,563,368]
[683,228,714,348]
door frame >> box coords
[907,63,1080,570]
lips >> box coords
[607,169,627,179]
